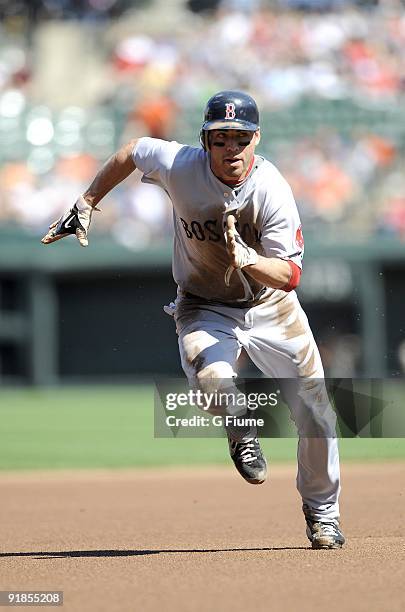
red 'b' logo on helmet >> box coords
[225,103,236,120]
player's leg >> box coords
[242,291,344,547]
[175,299,267,484]
[176,303,242,421]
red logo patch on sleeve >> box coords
[295,225,304,249]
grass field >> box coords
[1,385,405,470]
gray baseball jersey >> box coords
[133,138,303,304]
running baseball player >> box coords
[42,90,345,549]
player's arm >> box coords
[225,215,300,291]
[42,139,139,246]
[82,139,138,208]
[242,255,294,290]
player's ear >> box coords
[254,129,261,146]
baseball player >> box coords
[42,90,345,550]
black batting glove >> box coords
[41,196,100,247]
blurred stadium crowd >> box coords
[0,0,404,247]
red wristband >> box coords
[281,260,301,292]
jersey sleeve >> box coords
[132,137,184,189]
[259,177,304,269]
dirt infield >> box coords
[1,462,404,612]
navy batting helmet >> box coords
[200,90,260,150]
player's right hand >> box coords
[41,196,100,247]
[224,214,259,286]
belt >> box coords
[183,287,268,308]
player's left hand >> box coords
[41,196,100,247]
[225,214,258,286]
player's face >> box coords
[208,129,260,183]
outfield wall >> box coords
[0,231,404,384]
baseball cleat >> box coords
[305,518,345,549]
[227,436,267,485]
